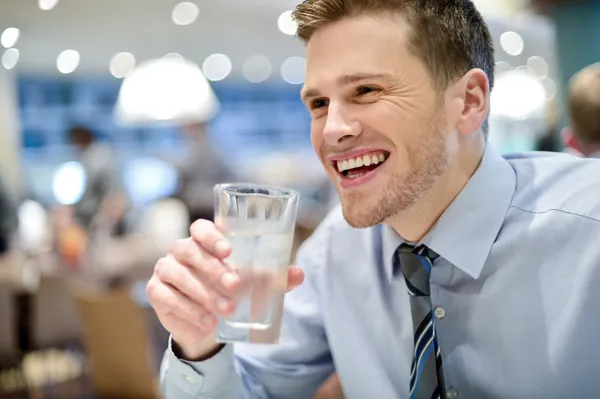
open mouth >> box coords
[334,151,390,180]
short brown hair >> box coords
[293,0,495,131]
[568,63,600,144]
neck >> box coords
[386,134,486,242]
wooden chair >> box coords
[70,284,162,399]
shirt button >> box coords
[434,307,446,319]
[185,375,197,384]
[446,389,458,398]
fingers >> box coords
[146,277,217,332]
[154,255,236,316]
[169,238,239,296]
[190,219,231,258]
[287,266,305,292]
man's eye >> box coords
[356,86,380,96]
[311,98,330,109]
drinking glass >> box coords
[213,183,299,344]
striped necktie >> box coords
[394,244,445,399]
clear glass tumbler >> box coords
[213,183,300,344]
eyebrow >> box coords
[301,73,395,102]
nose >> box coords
[322,102,360,146]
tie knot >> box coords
[394,243,438,296]
[397,243,439,261]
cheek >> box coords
[358,104,419,170]
[310,119,324,148]
[358,103,416,146]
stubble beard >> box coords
[339,116,448,229]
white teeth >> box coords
[348,172,365,179]
[336,153,387,172]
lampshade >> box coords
[114,57,220,126]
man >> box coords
[176,122,234,225]
[562,63,600,158]
[67,126,127,234]
[147,1,600,398]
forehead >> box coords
[304,14,423,88]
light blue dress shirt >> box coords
[161,146,600,398]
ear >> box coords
[561,127,582,153]
[452,69,489,136]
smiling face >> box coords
[303,14,451,228]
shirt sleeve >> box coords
[160,220,335,399]
[161,339,242,398]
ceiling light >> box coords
[162,53,185,63]
[110,52,136,79]
[38,0,59,11]
[500,31,524,56]
[515,65,536,76]
[242,55,272,83]
[2,48,19,70]
[527,56,549,79]
[491,70,545,120]
[495,61,513,75]
[114,57,220,125]
[172,2,199,26]
[278,10,297,36]
[56,49,80,74]
[1,28,20,48]
[281,56,306,84]
[202,53,232,82]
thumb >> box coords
[286,266,304,292]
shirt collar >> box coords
[381,145,516,282]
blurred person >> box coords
[175,123,234,224]
[148,1,600,398]
[535,101,562,153]
[68,126,128,235]
[562,63,600,158]
[535,126,561,152]
[0,173,18,254]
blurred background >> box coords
[0,0,598,397]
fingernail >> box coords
[215,240,230,254]
[201,314,214,327]
[216,298,231,313]
[220,272,238,289]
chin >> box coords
[339,195,388,229]
[336,172,424,229]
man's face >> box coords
[303,14,451,228]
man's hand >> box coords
[146,219,304,360]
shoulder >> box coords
[505,151,600,223]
